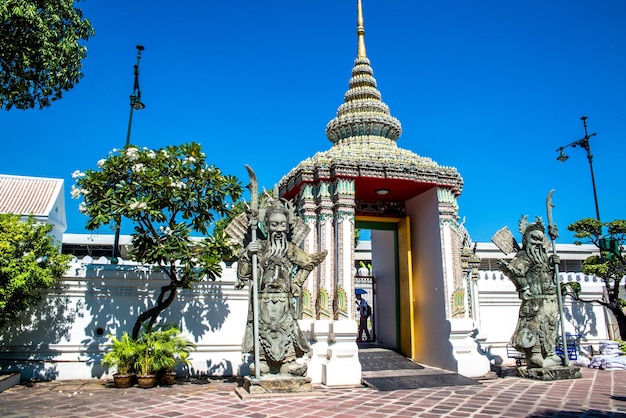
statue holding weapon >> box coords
[497,214,562,368]
[226,166,327,378]
[492,192,582,379]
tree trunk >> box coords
[612,306,626,341]
[132,283,178,339]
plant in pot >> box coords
[101,332,137,388]
[153,324,197,385]
[134,327,160,389]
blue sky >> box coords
[2,0,625,243]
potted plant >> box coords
[101,332,137,388]
[154,325,196,385]
[134,328,160,389]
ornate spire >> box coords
[325,0,402,145]
[279,0,463,201]
[357,0,366,58]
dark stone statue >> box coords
[498,216,562,369]
[235,195,326,376]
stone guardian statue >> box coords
[226,166,326,391]
[497,215,562,369]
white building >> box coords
[0,174,66,243]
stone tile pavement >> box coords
[0,368,624,417]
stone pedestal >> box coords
[449,318,491,377]
[242,375,313,394]
[322,320,361,386]
[517,366,582,381]
[303,319,332,384]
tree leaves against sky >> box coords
[0,0,95,110]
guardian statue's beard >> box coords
[268,231,287,258]
[526,243,548,265]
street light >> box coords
[555,116,600,221]
[112,45,146,264]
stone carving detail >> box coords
[356,200,405,216]
[316,288,332,319]
[300,288,314,319]
[334,287,348,319]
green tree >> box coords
[0,214,71,329]
[564,218,626,340]
[73,143,242,339]
[0,0,95,110]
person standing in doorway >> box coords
[356,293,371,342]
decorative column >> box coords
[316,181,334,319]
[300,184,318,319]
[332,178,355,320]
[437,187,463,319]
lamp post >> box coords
[112,45,146,264]
[555,116,600,221]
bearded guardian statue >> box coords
[231,191,327,377]
[498,216,561,368]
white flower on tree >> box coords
[125,147,139,161]
[129,201,147,211]
[71,170,85,179]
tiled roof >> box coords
[0,174,64,217]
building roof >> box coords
[0,174,64,217]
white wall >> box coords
[1,251,613,380]
[0,259,362,382]
[0,261,249,380]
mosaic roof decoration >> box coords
[279,0,463,200]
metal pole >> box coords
[112,45,145,264]
[556,116,600,223]
[580,116,601,221]
[586,150,600,221]
[125,105,135,147]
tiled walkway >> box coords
[0,368,624,417]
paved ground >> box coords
[0,367,624,417]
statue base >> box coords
[241,375,313,395]
[517,365,582,381]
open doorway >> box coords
[355,220,400,350]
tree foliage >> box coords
[563,218,626,339]
[0,214,71,329]
[0,0,95,110]
[73,142,242,338]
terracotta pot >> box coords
[136,374,157,389]
[158,371,177,386]
[112,373,133,388]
